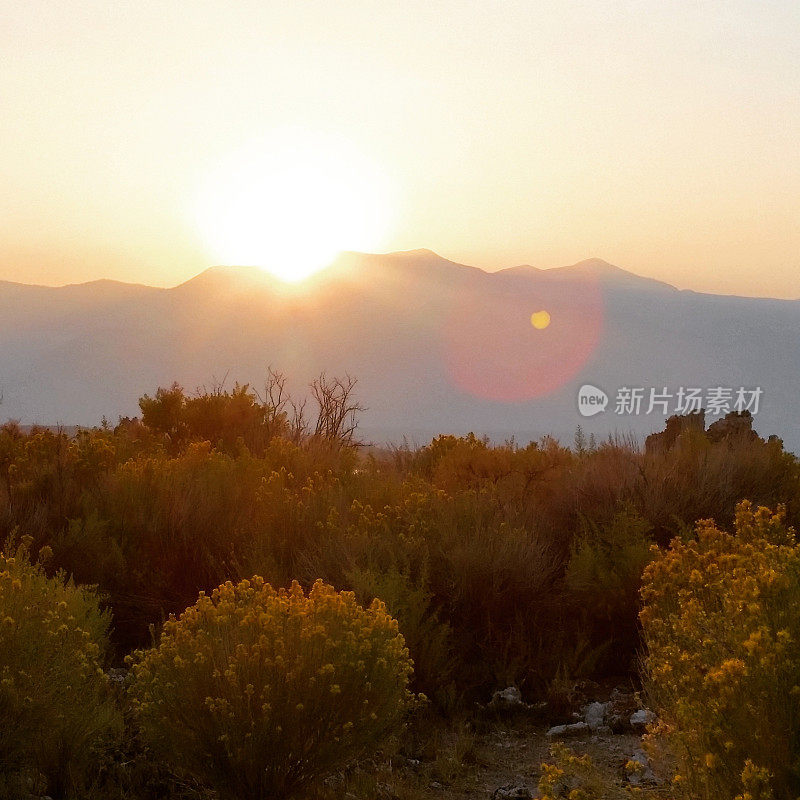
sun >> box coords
[195,130,392,282]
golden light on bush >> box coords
[640,502,800,799]
[128,577,417,800]
[0,536,119,797]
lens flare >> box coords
[444,275,604,401]
[530,310,552,329]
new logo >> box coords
[577,384,609,417]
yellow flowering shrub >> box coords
[538,742,627,799]
[640,502,800,800]
[128,577,416,800]
[0,536,119,797]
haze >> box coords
[2,1,799,297]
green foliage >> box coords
[0,536,120,798]
[0,383,798,705]
[347,565,456,705]
[564,508,654,671]
[566,509,653,613]
[128,578,416,800]
[53,512,125,589]
[637,430,799,545]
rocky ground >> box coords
[327,684,671,800]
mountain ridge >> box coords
[1,249,799,452]
[2,250,797,304]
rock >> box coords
[489,686,525,711]
[629,709,656,732]
[492,786,533,799]
[429,781,443,790]
[625,748,661,786]
[606,688,639,733]
[707,410,760,445]
[645,411,705,453]
[582,701,608,731]
[546,721,590,739]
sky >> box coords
[1,0,799,297]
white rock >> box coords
[629,709,656,731]
[493,686,522,705]
[546,721,590,739]
[625,748,661,786]
[489,686,527,712]
[583,701,608,730]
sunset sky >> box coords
[1,1,798,297]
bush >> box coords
[537,742,622,799]
[640,502,800,799]
[564,508,654,671]
[346,565,456,706]
[0,536,119,798]
[128,577,416,800]
[637,428,800,545]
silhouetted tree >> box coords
[311,373,365,445]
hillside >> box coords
[1,250,798,449]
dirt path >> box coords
[339,716,668,799]
[428,718,662,798]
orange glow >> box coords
[1,3,798,296]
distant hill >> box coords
[1,250,798,450]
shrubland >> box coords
[0,373,798,797]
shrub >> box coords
[566,509,653,618]
[640,502,800,800]
[637,430,800,545]
[96,443,265,646]
[441,510,564,690]
[346,565,455,706]
[565,508,654,670]
[0,536,119,798]
[128,577,416,800]
[537,742,625,799]
[53,512,125,589]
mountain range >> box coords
[1,249,798,450]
